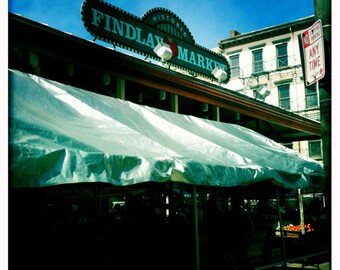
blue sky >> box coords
[8,0,316,50]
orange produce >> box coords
[283,224,314,232]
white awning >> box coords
[9,69,323,189]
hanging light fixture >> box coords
[256,85,271,101]
[153,42,173,63]
[211,67,228,83]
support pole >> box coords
[276,187,287,269]
[314,0,331,254]
[171,93,179,113]
[117,78,125,100]
[298,189,305,235]
[193,185,200,270]
[213,106,220,122]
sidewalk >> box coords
[286,262,330,269]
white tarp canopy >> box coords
[9,69,323,189]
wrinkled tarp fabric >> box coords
[9,69,323,189]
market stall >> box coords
[9,69,325,269]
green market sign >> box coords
[81,0,230,82]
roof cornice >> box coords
[219,16,315,49]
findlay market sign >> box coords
[81,0,230,82]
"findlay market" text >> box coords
[91,8,227,72]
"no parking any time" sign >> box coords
[300,19,325,86]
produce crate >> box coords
[286,230,300,238]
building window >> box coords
[252,49,263,73]
[305,84,318,108]
[278,84,290,110]
[276,43,288,68]
[309,140,322,157]
[230,54,240,77]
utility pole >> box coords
[314,0,331,252]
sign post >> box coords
[300,19,325,86]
